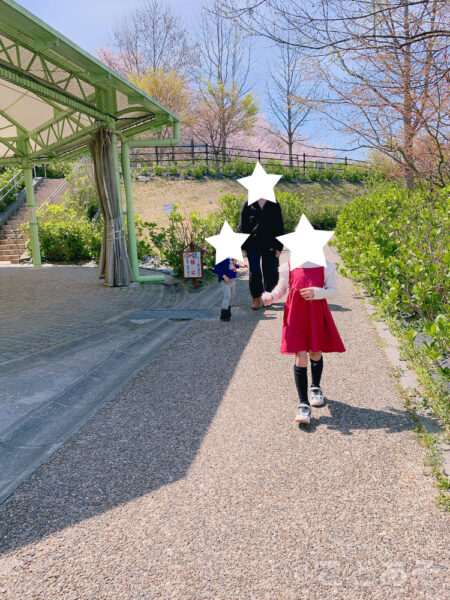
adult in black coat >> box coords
[238,198,285,309]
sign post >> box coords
[181,242,207,289]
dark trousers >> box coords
[247,248,279,298]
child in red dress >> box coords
[262,260,345,424]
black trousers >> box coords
[247,247,279,298]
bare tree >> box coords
[189,1,258,159]
[97,0,199,79]
[266,36,319,166]
[218,1,450,53]
[218,0,450,187]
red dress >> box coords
[280,266,346,354]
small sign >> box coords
[137,163,142,168]
[163,202,175,215]
[181,242,209,288]
[183,251,202,278]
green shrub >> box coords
[34,205,102,262]
[61,163,98,220]
[35,161,73,179]
[335,183,449,321]
[222,161,236,177]
[340,165,366,182]
[218,192,245,230]
[282,170,296,182]
[169,165,179,176]
[222,158,255,177]
[153,163,164,176]
[335,182,449,382]
[192,164,208,178]
[264,158,284,174]
[307,199,341,230]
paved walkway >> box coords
[0,264,186,363]
[0,256,448,599]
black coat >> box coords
[238,200,285,253]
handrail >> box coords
[37,156,88,214]
[8,157,89,245]
[0,171,24,203]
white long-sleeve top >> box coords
[263,261,338,302]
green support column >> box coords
[24,166,41,268]
[121,141,164,283]
[111,131,124,225]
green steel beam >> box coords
[0,63,110,122]
[29,123,100,159]
[0,108,27,134]
[111,131,124,227]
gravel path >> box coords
[0,261,448,599]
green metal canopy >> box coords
[0,0,180,283]
[0,0,179,166]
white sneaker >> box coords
[295,403,311,424]
[309,386,325,407]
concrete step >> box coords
[0,240,27,248]
[0,244,26,252]
[0,233,22,241]
[0,253,21,260]
[0,245,23,253]
[6,218,26,224]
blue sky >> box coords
[16,0,364,159]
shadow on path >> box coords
[300,398,414,436]
[0,279,266,555]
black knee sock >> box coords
[310,356,323,388]
[294,365,309,405]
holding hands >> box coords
[262,292,273,306]
[263,287,315,306]
[299,287,315,300]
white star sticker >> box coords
[237,161,282,205]
[277,214,334,269]
[205,221,250,265]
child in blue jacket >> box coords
[214,258,246,321]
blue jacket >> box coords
[214,258,241,282]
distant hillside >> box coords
[130,177,365,226]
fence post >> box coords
[205,143,209,166]
[191,138,195,163]
[303,153,306,174]
[155,146,159,165]
[258,148,261,162]
[172,145,175,163]
[296,154,299,168]
[344,156,348,166]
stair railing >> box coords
[0,170,25,210]
[3,157,89,261]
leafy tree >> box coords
[129,68,193,128]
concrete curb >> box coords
[356,285,450,478]
[0,279,223,504]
